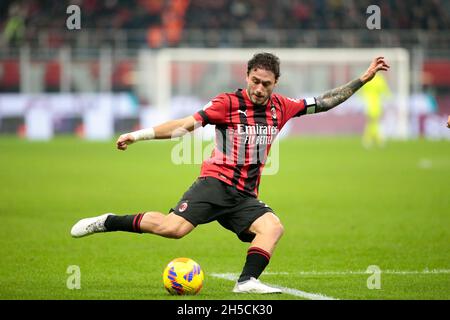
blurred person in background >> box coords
[360,74,391,148]
[1,3,26,47]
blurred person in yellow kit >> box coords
[360,73,391,148]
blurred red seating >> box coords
[0,60,20,91]
[44,60,61,89]
[423,60,450,86]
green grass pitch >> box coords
[0,136,449,300]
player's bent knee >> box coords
[263,219,284,241]
[271,222,284,240]
[249,212,284,240]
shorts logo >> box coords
[178,202,188,212]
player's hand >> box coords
[361,57,390,83]
[447,115,450,128]
[116,133,135,151]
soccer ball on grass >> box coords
[163,257,204,295]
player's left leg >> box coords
[233,212,283,294]
[246,212,284,255]
[238,212,284,280]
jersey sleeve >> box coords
[282,96,318,123]
[193,93,228,126]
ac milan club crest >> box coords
[178,202,188,212]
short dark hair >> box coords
[247,52,280,80]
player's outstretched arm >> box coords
[116,115,198,151]
[315,57,390,113]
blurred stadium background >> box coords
[0,0,449,140]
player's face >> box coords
[246,68,277,105]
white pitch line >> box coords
[215,269,450,277]
[275,269,450,276]
[211,269,449,299]
[210,273,338,300]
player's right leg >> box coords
[139,211,195,238]
[71,177,213,239]
[70,212,195,239]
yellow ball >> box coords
[163,258,204,295]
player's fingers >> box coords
[377,59,389,67]
[117,137,132,147]
[377,62,389,71]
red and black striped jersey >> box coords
[193,88,316,197]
